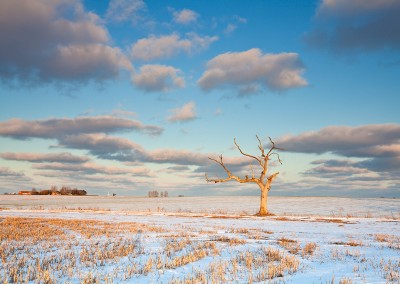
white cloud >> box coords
[306,0,400,53]
[172,9,199,25]
[277,124,400,156]
[130,33,218,61]
[47,44,132,80]
[0,0,131,86]
[106,0,146,23]
[168,102,197,123]
[132,65,185,92]
[0,115,163,139]
[33,162,150,177]
[224,24,237,35]
[277,123,400,174]
[318,0,398,15]
[198,48,307,94]
[0,167,26,178]
[0,152,90,164]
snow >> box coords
[0,196,399,283]
[1,195,399,217]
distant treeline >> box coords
[148,190,168,198]
[32,186,87,196]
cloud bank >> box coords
[0,116,163,139]
[0,152,90,164]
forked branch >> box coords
[234,138,262,166]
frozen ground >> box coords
[0,196,399,283]
[1,195,399,217]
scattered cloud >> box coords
[167,102,197,123]
[0,0,132,86]
[305,0,400,53]
[172,9,199,25]
[277,124,400,184]
[46,44,132,81]
[33,162,150,177]
[132,65,185,92]
[110,109,137,118]
[0,152,90,164]
[0,167,26,178]
[224,24,237,35]
[233,15,247,24]
[277,124,400,157]
[58,133,146,158]
[130,33,218,61]
[0,116,163,139]
[106,0,146,23]
[198,48,307,94]
[303,159,372,178]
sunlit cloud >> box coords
[106,0,146,23]
[172,9,199,25]
[0,152,90,164]
[305,0,400,53]
[167,102,197,123]
[0,0,131,87]
[132,65,185,92]
[198,48,307,94]
[130,33,218,61]
[0,116,163,139]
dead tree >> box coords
[206,135,282,216]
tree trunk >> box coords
[257,186,269,216]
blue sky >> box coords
[0,0,399,197]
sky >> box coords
[0,0,399,197]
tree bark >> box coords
[258,186,269,216]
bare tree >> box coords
[206,135,282,216]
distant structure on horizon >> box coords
[18,191,37,195]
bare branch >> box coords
[269,152,283,164]
[266,136,284,157]
[256,135,265,157]
[234,138,262,166]
[205,173,233,184]
[206,155,260,185]
[267,172,279,187]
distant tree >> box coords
[77,189,87,196]
[206,136,282,216]
[160,191,164,197]
[148,190,160,197]
[164,191,168,197]
[60,186,72,195]
[39,189,50,195]
[31,188,39,195]
[50,186,58,193]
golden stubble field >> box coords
[0,213,399,284]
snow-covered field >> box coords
[1,195,399,217]
[0,196,399,283]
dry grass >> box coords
[302,242,317,257]
[277,237,300,254]
[375,234,400,250]
[0,217,301,283]
[1,214,398,283]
